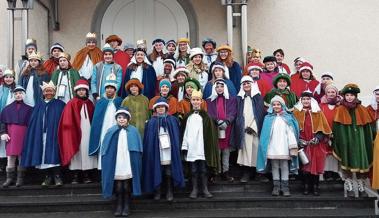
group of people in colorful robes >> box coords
[1,32,379,218]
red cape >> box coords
[290,72,301,83]
[290,79,319,97]
[114,50,130,78]
[277,62,291,75]
[43,58,59,76]
[257,79,271,97]
[58,97,94,166]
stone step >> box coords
[0,180,343,196]
[0,191,374,214]
[0,208,376,218]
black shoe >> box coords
[83,172,92,184]
[2,168,16,188]
[312,175,320,196]
[114,181,123,217]
[121,183,130,217]
[313,185,320,196]
[189,175,198,199]
[221,171,234,182]
[166,176,173,201]
[208,175,216,185]
[71,172,79,184]
[15,167,26,187]
[54,175,63,186]
[201,173,213,198]
[154,186,161,200]
[41,175,52,187]
[303,174,310,195]
[256,174,269,183]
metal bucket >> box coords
[298,148,309,165]
[218,129,226,139]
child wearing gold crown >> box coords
[182,89,219,199]
[18,51,50,107]
[91,44,122,101]
[72,33,102,80]
[21,81,66,187]
[17,38,37,79]
[51,52,80,103]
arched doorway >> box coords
[92,0,197,50]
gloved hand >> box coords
[1,134,10,142]
[309,137,319,145]
[92,93,99,100]
[218,120,228,130]
[299,139,308,147]
[244,127,256,135]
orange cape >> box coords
[334,104,373,125]
[72,47,103,70]
[294,109,332,135]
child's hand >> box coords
[290,148,298,156]
[309,137,319,145]
[1,134,10,142]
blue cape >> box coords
[0,85,13,111]
[121,65,157,99]
[208,61,242,92]
[256,104,300,173]
[21,99,66,167]
[101,125,143,198]
[231,94,266,149]
[142,115,184,193]
[18,70,50,105]
[0,101,33,125]
[88,97,123,156]
[202,79,237,99]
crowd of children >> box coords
[0,33,378,217]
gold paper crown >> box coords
[28,51,42,61]
[191,89,203,99]
[25,38,37,46]
[252,48,262,57]
[58,52,71,61]
[3,69,15,77]
[136,39,147,49]
[40,81,56,91]
[86,32,97,39]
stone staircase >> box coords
[0,170,376,218]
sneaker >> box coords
[41,175,52,187]
[357,179,368,198]
[221,171,234,182]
